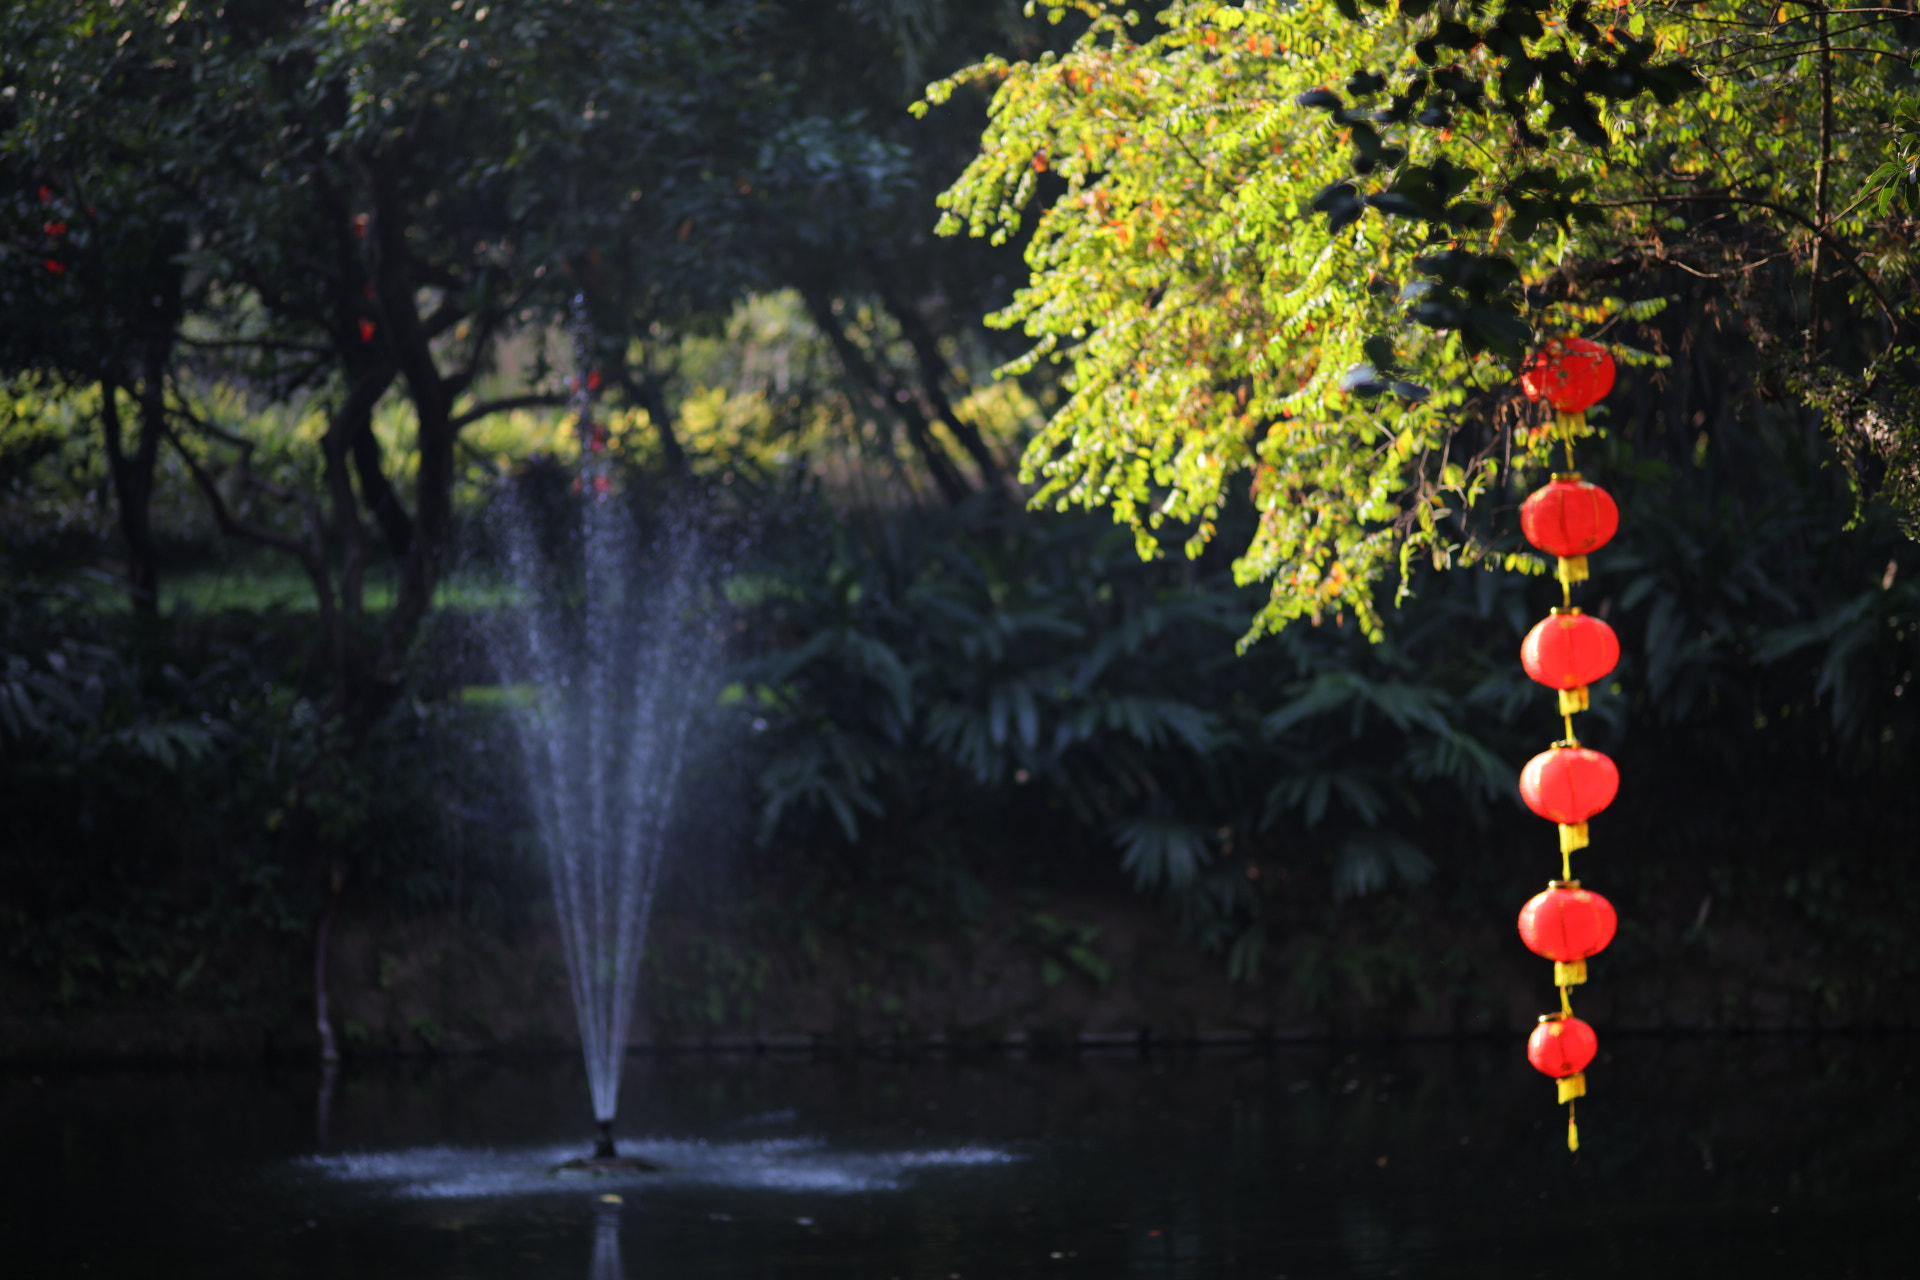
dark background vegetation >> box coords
[2,1,1916,1059]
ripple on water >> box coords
[301,1138,1016,1201]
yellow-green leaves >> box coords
[929,0,1724,643]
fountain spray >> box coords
[491,294,710,1173]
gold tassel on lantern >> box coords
[1558,822,1589,854]
[1568,1103,1580,1152]
[1558,685,1590,714]
[1554,959,1588,985]
[1557,555,1590,586]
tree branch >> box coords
[450,392,569,431]
[1587,192,1900,334]
[804,290,971,505]
[161,421,311,561]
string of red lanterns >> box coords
[1516,335,1621,1152]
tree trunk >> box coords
[348,391,412,556]
[804,290,970,505]
[352,157,456,735]
[620,368,688,473]
[875,282,1006,488]
[98,377,162,615]
[321,362,398,703]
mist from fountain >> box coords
[487,310,715,1153]
[493,486,712,1145]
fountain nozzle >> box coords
[554,1120,664,1174]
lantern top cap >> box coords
[1538,1012,1570,1024]
[1549,607,1583,617]
[1547,879,1582,889]
[1549,471,1584,483]
[1550,738,1583,750]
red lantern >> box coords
[1521,476,1619,560]
[1520,338,1616,414]
[1528,1015,1597,1079]
[1521,609,1619,714]
[1519,745,1618,826]
[1519,883,1617,986]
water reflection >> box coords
[590,1201,623,1280]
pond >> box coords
[3,1036,1912,1278]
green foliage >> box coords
[923,0,1703,640]
[734,492,1516,967]
[0,588,542,1010]
[927,0,1920,641]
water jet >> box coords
[489,296,713,1172]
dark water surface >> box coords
[3,1037,1913,1278]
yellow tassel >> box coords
[1559,822,1589,854]
[1557,555,1590,585]
[1554,959,1588,985]
[1557,1072,1586,1103]
[1568,1108,1580,1152]
[1556,412,1585,470]
[1558,685,1590,715]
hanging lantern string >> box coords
[1519,336,1618,1157]
[1556,399,1583,1018]
[1559,985,1580,1153]
[1559,982,1574,1151]
[1559,413,1580,607]
[1557,411,1581,879]
[1559,405,1581,1156]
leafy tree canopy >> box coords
[925,0,1919,641]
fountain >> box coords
[487,300,715,1172]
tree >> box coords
[5,0,770,727]
[1,6,199,613]
[927,0,1915,638]
[613,0,1075,502]
[1594,1,1920,526]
